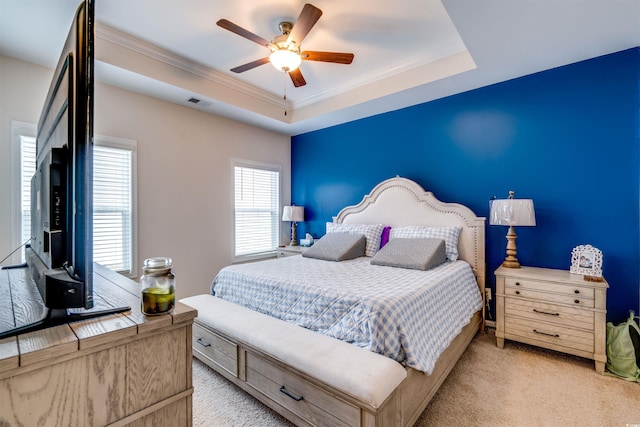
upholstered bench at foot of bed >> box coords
[181,294,407,425]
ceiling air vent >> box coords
[187,97,211,107]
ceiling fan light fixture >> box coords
[270,49,301,72]
[219,4,353,88]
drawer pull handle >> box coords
[574,299,580,304]
[515,290,520,295]
[280,386,304,401]
[515,282,521,286]
[533,309,559,317]
[196,338,211,348]
[533,329,560,338]
[574,289,580,294]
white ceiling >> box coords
[1,0,639,136]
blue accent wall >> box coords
[292,47,640,323]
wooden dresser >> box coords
[0,263,197,426]
[495,266,608,373]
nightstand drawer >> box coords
[505,277,594,299]
[276,246,307,258]
[505,298,594,330]
[504,286,594,308]
[504,315,594,353]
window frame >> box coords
[94,134,138,278]
[10,121,138,276]
[232,158,282,263]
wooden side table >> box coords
[495,266,608,373]
[276,245,308,258]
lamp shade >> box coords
[490,198,536,226]
[282,205,304,222]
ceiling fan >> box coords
[217,3,354,88]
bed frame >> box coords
[186,177,486,426]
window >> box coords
[12,122,137,275]
[19,135,36,253]
[93,136,137,275]
[233,160,281,260]
[10,121,36,265]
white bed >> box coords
[183,177,486,426]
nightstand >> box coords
[276,246,307,258]
[495,266,608,373]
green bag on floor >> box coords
[606,311,640,382]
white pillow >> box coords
[389,226,462,262]
[326,222,384,257]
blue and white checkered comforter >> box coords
[210,256,482,373]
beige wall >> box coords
[0,55,51,265]
[0,54,291,299]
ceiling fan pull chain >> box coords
[283,73,288,116]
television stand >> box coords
[0,263,196,426]
[0,306,130,340]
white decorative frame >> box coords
[570,244,603,277]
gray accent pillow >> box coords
[370,238,447,270]
[302,233,366,261]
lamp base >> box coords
[501,259,522,268]
[288,222,299,246]
[501,225,522,268]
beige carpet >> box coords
[193,331,640,426]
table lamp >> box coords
[282,205,304,246]
[490,191,536,268]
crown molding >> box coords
[95,22,468,116]
[95,22,289,110]
[94,22,471,126]
[291,42,470,110]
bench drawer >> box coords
[245,351,360,427]
[193,321,238,378]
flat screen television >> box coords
[0,0,128,339]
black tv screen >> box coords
[0,0,130,340]
[28,0,94,309]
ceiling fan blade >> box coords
[230,57,270,73]
[288,68,307,87]
[301,51,354,64]
[286,4,323,47]
[217,19,273,48]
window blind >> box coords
[17,131,135,274]
[20,136,36,250]
[234,164,280,257]
[93,145,133,273]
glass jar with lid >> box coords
[140,257,175,315]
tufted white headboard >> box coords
[334,177,486,298]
